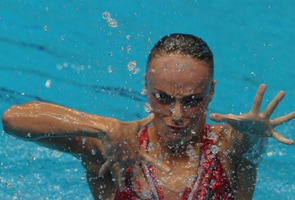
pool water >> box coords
[0,1,294,199]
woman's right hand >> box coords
[97,113,170,188]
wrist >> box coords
[242,135,268,165]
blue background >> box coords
[0,1,294,199]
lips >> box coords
[167,125,185,131]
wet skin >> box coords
[146,54,215,148]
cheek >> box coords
[149,98,170,115]
[185,104,208,119]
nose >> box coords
[171,101,183,125]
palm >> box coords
[210,84,295,145]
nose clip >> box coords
[172,117,183,126]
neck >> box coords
[148,125,203,161]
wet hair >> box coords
[147,33,214,78]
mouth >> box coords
[167,125,185,131]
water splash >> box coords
[101,11,118,28]
[144,102,152,112]
[127,60,137,71]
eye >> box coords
[152,92,175,105]
[181,96,203,107]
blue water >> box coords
[0,1,294,199]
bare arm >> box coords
[210,84,295,199]
[2,101,169,187]
[210,84,295,161]
[2,101,116,140]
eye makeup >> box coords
[151,91,204,107]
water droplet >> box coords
[126,45,131,53]
[102,11,111,20]
[144,102,152,112]
[126,35,131,40]
[250,72,256,77]
[56,64,63,70]
[27,133,31,138]
[43,25,48,31]
[223,129,230,134]
[107,65,113,73]
[207,131,217,140]
[150,68,156,73]
[140,89,146,96]
[45,80,51,88]
[132,68,140,74]
[190,130,196,135]
[210,179,216,186]
[152,93,159,99]
[147,143,154,151]
[210,145,220,154]
[107,18,118,28]
[127,60,137,71]
[223,149,230,156]
[91,149,97,155]
[82,138,87,144]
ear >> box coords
[209,80,216,102]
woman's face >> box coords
[145,54,215,146]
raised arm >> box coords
[2,101,169,186]
[209,84,295,199]
[210,84,295,164]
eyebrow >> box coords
[152,90,204,98]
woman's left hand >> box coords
[209,84,295,145]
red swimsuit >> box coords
[114,125,235,200]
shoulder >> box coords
[210,124,244,143]
[209,124,245,157]
[209,124,233,141]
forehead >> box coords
[147,54,211,94]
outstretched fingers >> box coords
[209,113,243,123]
[262,91,285,118]
[250,84,267,114]
[99,157,117,177]
[140,151,170,173]
[271,111,295,127]
[272,131,294,145]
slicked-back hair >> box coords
[147,33,214,78]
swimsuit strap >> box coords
[187,124,235,200]
[115,125,234,200]
[138,126,164,200]
[139,126,210,200]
